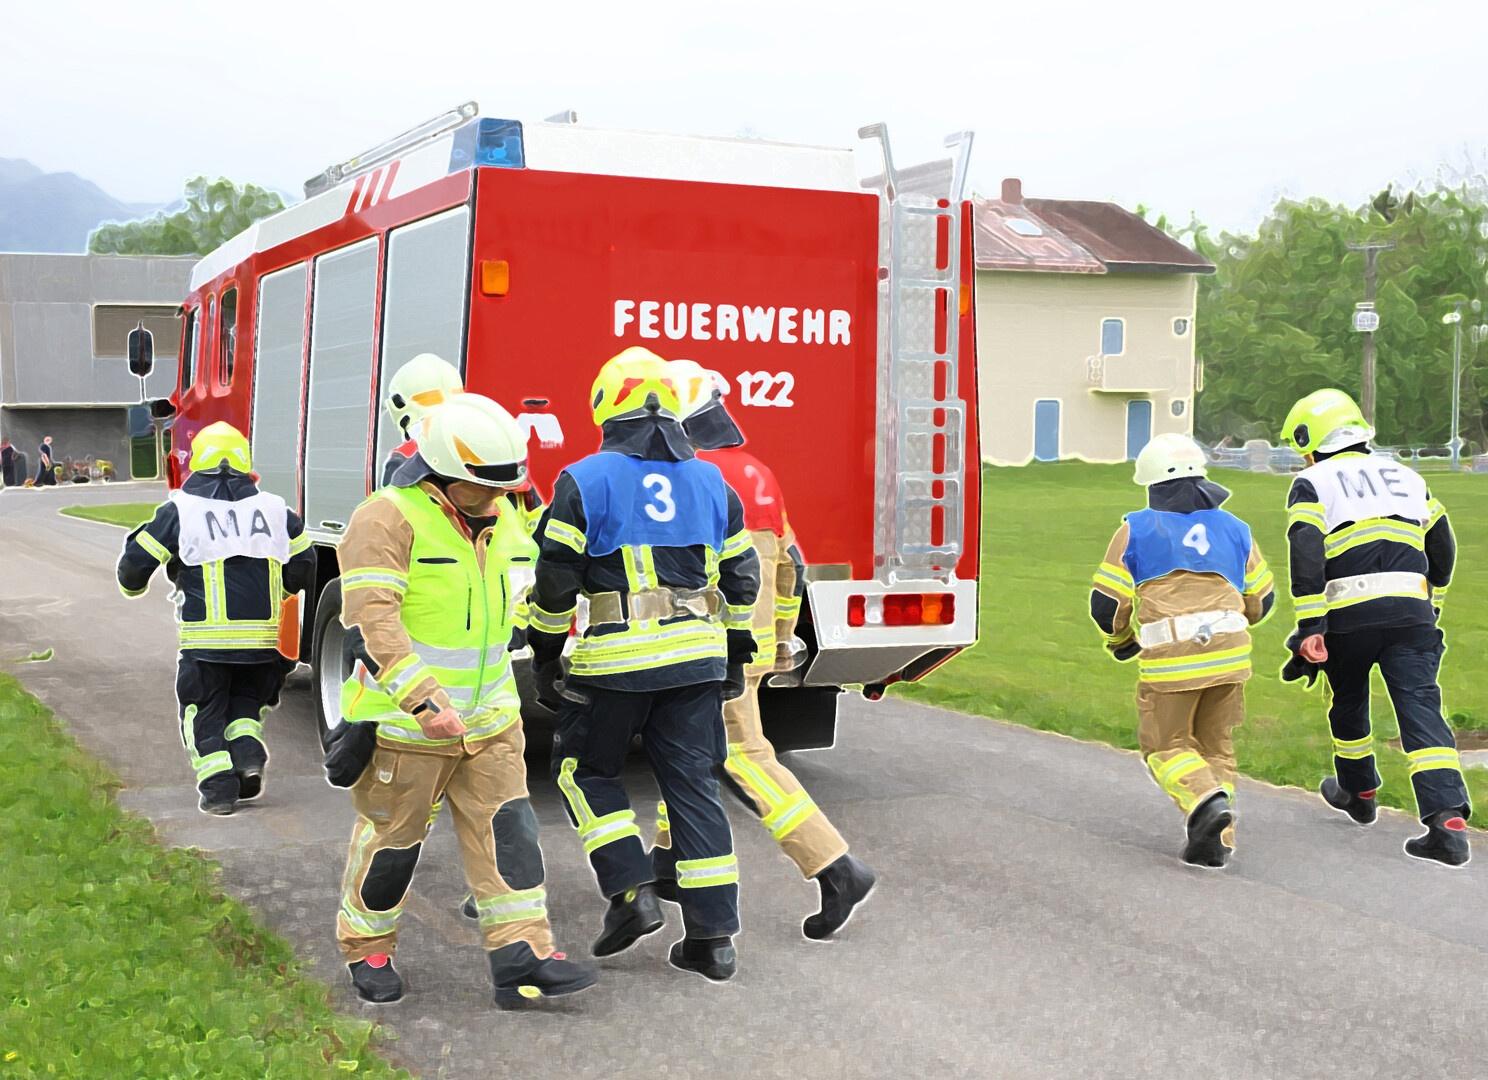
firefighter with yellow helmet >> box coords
[332,393,596,1006]
[1279,389,1468,866]
[649,359,877,939]
[117,421,316,815]
[527,346,760,982]
[1088,433,1275,867]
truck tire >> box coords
[311,578,347,752]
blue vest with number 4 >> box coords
[1123,508,1249,593]
[566,452,730,558]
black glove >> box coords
[323,720,378,788]
[508,625,528,653]
[726,628,758,666]
[1280,653,1321,689]
[723,662,746,701]
[1110,639,1141,662]
[535,658,567,713]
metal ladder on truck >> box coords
[859,124,974,585]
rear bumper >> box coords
[803,578,978,687]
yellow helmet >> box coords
[589,346,680,426]
[414,393,528,488]
[189,421,252,474]
[1280,389,1374,455]
[387,353,464,435]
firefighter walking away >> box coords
[650,359,876,939]
[1089,434,1274,868]
[1279,389,1469,866]
[527,346,760,982]
[333,394,596,1007]
[117,422,315,815]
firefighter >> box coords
[334,394,596,1006]
[648,359,876,939]
[381,352,464,486]
[527,346,760,982]
[1089,433,1275,868]
[117,422,315,815]
[1279,389,1468,866]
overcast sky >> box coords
[3,0,1483,233]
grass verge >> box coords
[901,462,1488,818]
[0,673,407,1078]
[58,502,158,529]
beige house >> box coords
[974,179,1214,465]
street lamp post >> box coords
[1443,304,1464,471]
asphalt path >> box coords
[3,482,1486,1079]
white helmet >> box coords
[414,393,528,488]
[669,359,719,420]
[669,359,744,450]
[387,353,463,435]
[1133,432,1208,486]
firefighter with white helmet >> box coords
[1279,388,1468,865]
[331,393,596,1006]
[1088,432,1275,867]
[649,359,876,939]
[381,353,464,486]
[526,346,760,981]
[117,422,316,815]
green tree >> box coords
[1187,184,1488,451]
[88,176,286,256]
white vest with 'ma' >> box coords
[1299,455,1430,531]
[170,490,291,566]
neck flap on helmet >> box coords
[601,398,695,462]
[681,396,745,451]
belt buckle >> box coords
[1193,623,1213,647]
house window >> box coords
[93,304,180,360]
[180,308,198,394]
[218,287,238,387]
[1171,399,1187,417]
[1173,317,1190,337]
[1101,318,1124,355]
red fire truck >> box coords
[155,103,981,750]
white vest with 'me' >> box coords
[1299,455,1430,531]
[171,490,291,566]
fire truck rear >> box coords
[162,104,981,750]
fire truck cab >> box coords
[164,103,981,751]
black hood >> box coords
[1147,475,1231,513]
[389,450,438,489]
[183,465,260,502]
[600,413,695,462]
[681,396,745,451]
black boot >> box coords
[348,954,404,1003]
[1320,777,1376,825]
[197,775,238,816]
[592,884,665,957]
[1404,810,1471,867]
[1181,792,1233,869]
[803,854,877,940]
[490,942,597,1008]
[460,895,478,920]
[668,936,737,982]
[237,766,264,802]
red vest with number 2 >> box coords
[701,447,786,537]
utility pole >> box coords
[1444,301,1465,471]
[1347,240,1394,425]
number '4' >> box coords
[1182,523,1211,557]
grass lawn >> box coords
[0,674,407,1078]
[902,462,1488,819]
[58,502,158,529]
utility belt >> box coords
[1137,609,1248,649]
[586,586,724,628]
[1324,571,1429,609]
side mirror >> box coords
[127,322,155,378]
[148,398,177,420]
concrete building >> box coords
[0,253,192,482]
[974,179,1214,465]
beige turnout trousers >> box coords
[1137,681,1243,844]
[337,721,555,963]
[655,527,848,879]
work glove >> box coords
[1110,638,1140,663]
[323,720,378,788]
[508,625,528,653]
[774,636,808,674]
[535,658,591,711]
[723,662,747,701]
[726,628,758,666]
[1280,653,1321,689]
[1281,629,1324,689]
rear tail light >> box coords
[846,592,955,627]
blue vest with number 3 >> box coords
[566,452,730,557]
[1123,508,1249,593]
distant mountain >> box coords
[0,158,163,254]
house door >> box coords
[1033,399,1061,462]
[1126,399,1153,461]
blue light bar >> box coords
[448,117,525,173]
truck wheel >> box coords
[311,578,347,752]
